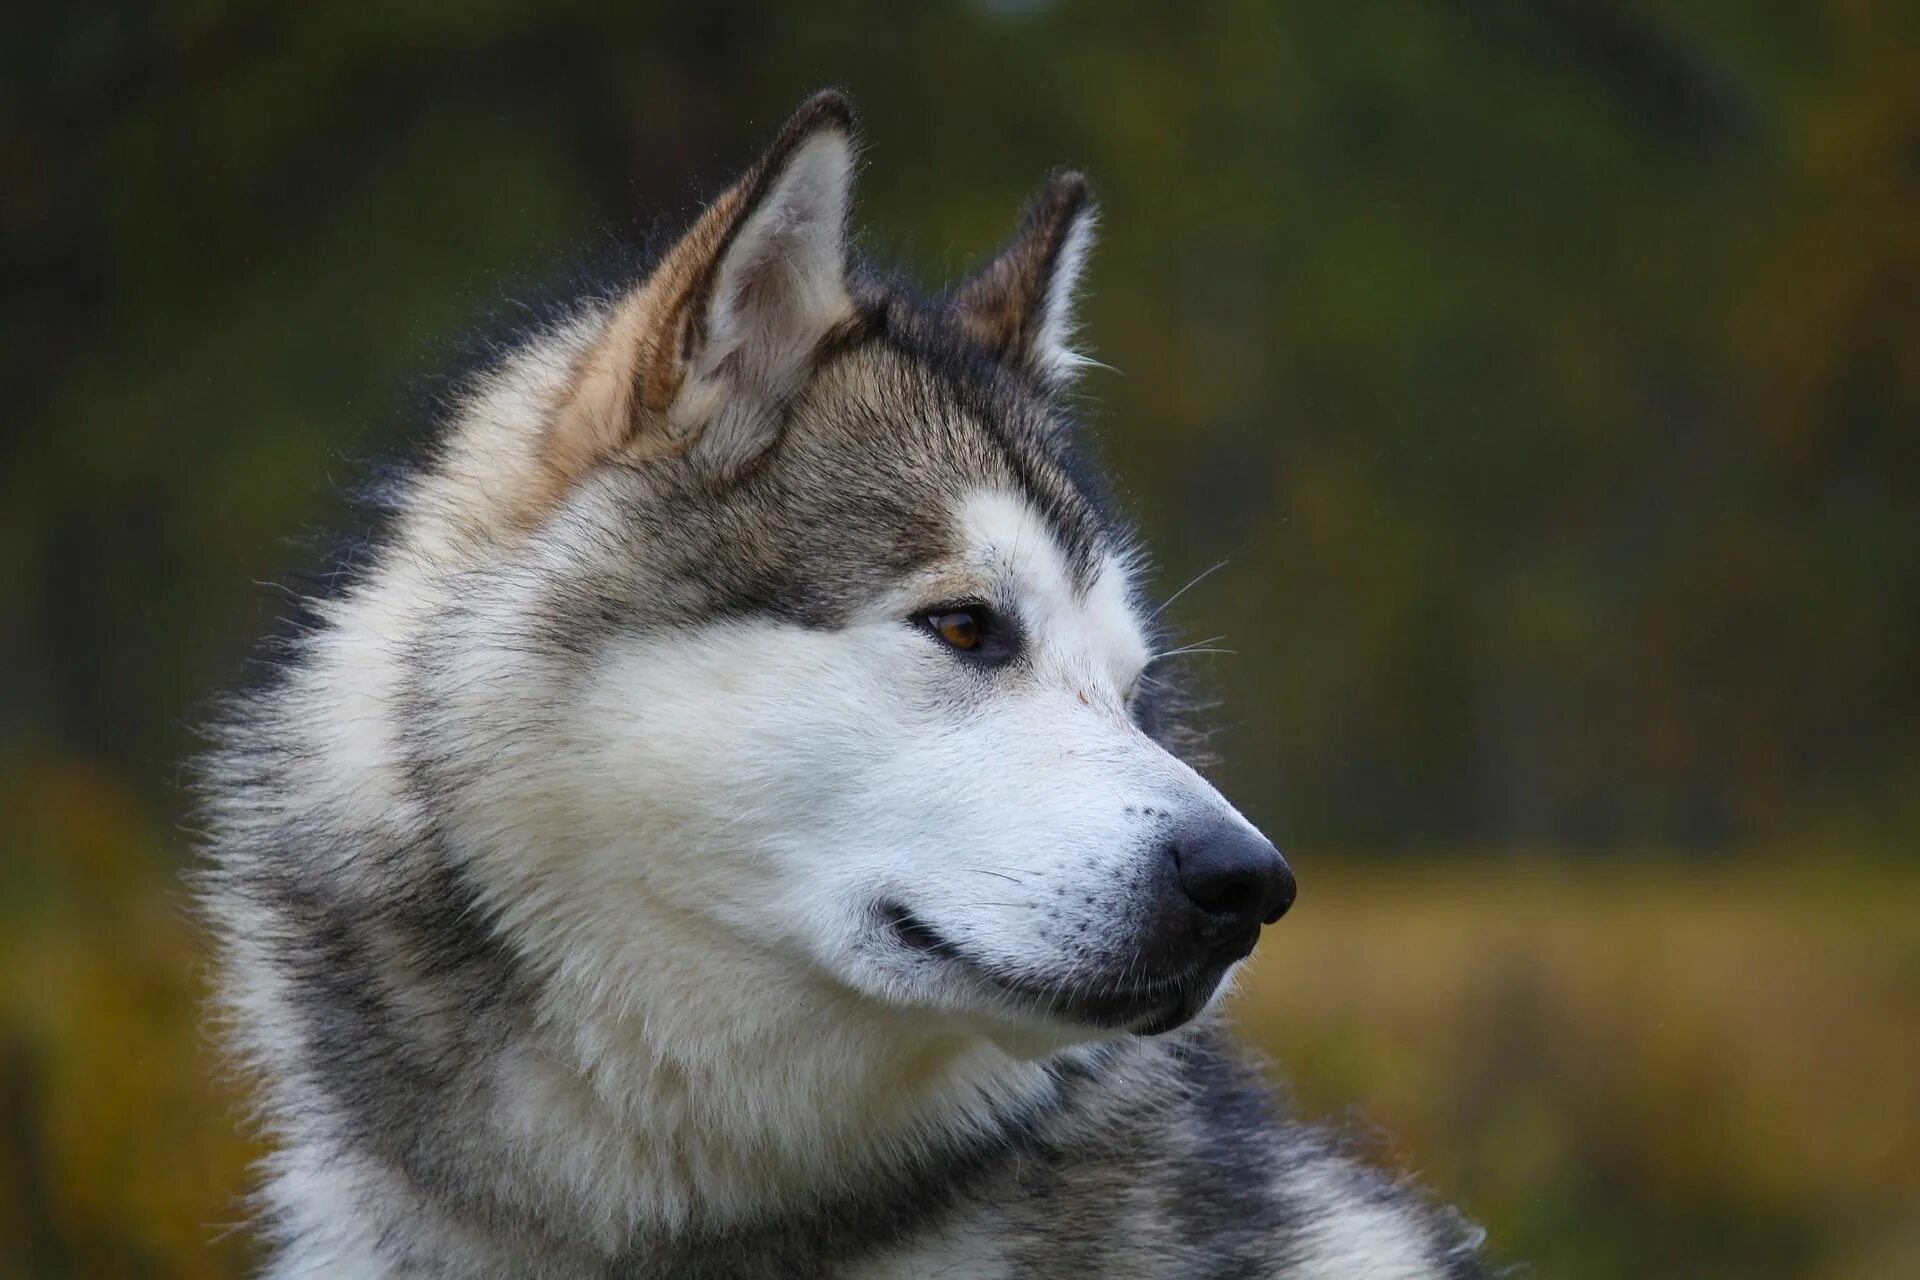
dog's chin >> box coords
[878,903,1228,1038]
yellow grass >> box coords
[1230,858,1920,1279]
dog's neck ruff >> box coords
[505,900,1090,1240]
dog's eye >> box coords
[931,612,980,651]
[914,603,1018,664]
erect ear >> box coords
[951,170,1097,388]
[545,91,858,487]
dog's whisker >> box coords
[957,867,1028,885]
[1150,646,1238,662]
[1148,634,1231,662]
[1148,558,1230,621]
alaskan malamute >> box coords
[200,90,1491,1278]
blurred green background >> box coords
[3,2,1917,1276]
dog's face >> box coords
[436,94,1290,1048]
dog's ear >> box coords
[546,91,858,486]
[951,171,1097,389]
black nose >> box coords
[1171,816,1295,939]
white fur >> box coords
[1279,1166,1461,1280]
[212,448,1250,1257]
[676,128,857,466]
[207,115,1484,1274]
[1033,204,1097,381]
[365,479,1263,1238]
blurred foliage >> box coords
[2,1,1917,1277]
[2,758,262,1279]
[3,0,1918,848]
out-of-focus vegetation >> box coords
[2,2,1915,1277]
[2,760,262,1279]
[1238,860,1920,1280]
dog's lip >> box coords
[879,900,1218,1033]
[979,964,1215,1032]
[884,902,947,954]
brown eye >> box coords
[913,602,1019,665]
[930,611,980,651]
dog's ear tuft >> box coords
[951,170,1097,389]
[669,91,860,467]
[545,90,859,489]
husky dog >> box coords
[200,91,1490,1279]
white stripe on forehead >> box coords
[957,488,1150,686]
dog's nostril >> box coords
[1180,863,1263,919]
[1169,818,1295,938]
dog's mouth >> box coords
[887,903,948,954]
[879,901,1221,1036]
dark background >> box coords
[3,3,1916,1277]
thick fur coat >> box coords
[199,91,1492,1279]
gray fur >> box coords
[197,92,1494,1279]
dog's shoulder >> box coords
[888,1028,1491,1279]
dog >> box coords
[199,89,1491,1278]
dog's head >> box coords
[423,92,1291,1047]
